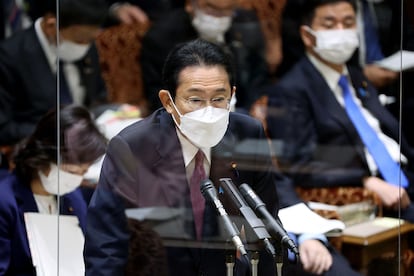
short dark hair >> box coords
[125,219,168,276]
[300,0,357,25]
[40,0,108,28]
[14,105,107,182]
[161,39,235,98]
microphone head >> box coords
[200,179,216,198]
[239,183,250,198]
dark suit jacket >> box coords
[84,108,279,276]
[0,26,107,145]
[266,56,414,204]
[0,172,87,275]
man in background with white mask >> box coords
[266,0,414,273]
[0,0,108,147]
[85,39,282,275]
[141,0,271,115]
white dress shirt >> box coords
[307,53,406,175]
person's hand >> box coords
[265,38,283,74]
[299,239,332,275]
[363,176,411,209]
[112,3,149,24]
[363,64,399,89]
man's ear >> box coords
[159,90,174,113]
[231,86,236,97]
[300,25,315,48]
[41,14,58,41]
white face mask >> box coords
[192,9,232,43]
[38,163,83,195]
[306,27,359,65]
[57,40,90,62]
[169,94,230,148]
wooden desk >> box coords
[340,218,414,275]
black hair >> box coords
[300,0,357,25]
[39,0,108,28]
[161,39,235,98]
[13,105,107,183]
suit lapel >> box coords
[24,27,56,85]
[14,177,38,213]
[156,111,188,207]
[303,59,368,161]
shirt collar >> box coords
[306,53,350,91]
[175,127,211,167]
[35,17,58,73]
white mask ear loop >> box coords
[168,93,183,125]
[303,26,318,41]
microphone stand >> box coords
[274,241,284,276]
[225,249,235,276]
[250,251,259,276]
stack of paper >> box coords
[343,217,407,238]
[278,203,346,236]
[375,50,414,71]
[24,213,85,276]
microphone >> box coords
[219,178,276,257]
[200,179,248,257]
[239,183,299,256]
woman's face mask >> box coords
[38,163,84,195]
[192,9,232,43]
[169,93,230,148]
[57,40,90,62]
[305,26,359,65]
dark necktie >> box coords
[58,62,73,104]
[190,150,206,240]
[339,75,408,187]
[5,0,22,32]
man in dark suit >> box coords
[140,0,270,114]
[265,0,414,274]
[84,39,280,275]
[266,0,414,222]
[0,0,108,146]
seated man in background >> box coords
[0,0,108,147]
[140,0,271,114]
[277,0,398,90]
[266,0,414,224]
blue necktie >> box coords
[361,0,384,63]
[339,75,408,187]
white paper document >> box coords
[278,203,345,236]
[375,50,414,71]
[24,213,85,276]
[96,108,141,140]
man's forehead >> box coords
[197,0,236,9]
[312,3,356,23]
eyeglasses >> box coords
[176,96,231,110]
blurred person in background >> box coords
[277,0,398,90]
[0,104,107,275]
[105,0,185,25]
[140,0,271,114]
[266,0,414,223]
[0,0,108,147]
